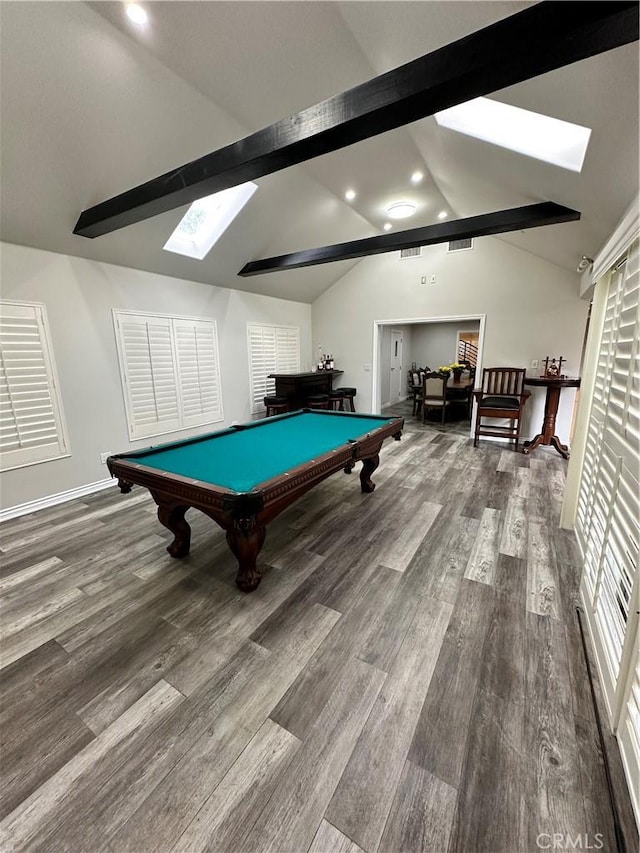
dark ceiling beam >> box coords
[237,203,581,276]
[73,2,637,239]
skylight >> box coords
[163,182,258,260]
[434,97,591,172]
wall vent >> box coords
[399,246,422,259]
[447,238,474,252]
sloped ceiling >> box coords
[1,1,638,303]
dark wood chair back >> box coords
[481,367,526,397]
[422,372,450,425]
[473,367,530,451]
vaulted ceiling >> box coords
[1,1,638,303]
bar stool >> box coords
[263,395,289,417]
[328,390,345,411]
[306,393,329,410]
[336,387,356,411]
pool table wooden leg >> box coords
[226,518,266,592]
[155,501,191,558]
[360,454,380,493]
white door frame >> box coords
[372,314,486,438]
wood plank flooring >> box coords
[1,403,637,853]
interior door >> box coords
[390,330,403,402]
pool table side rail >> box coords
[108,408,394,463]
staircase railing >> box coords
[458,340,478,367]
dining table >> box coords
[446,375,475,414]
[414,374,475,417]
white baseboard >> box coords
[0,477,117,522]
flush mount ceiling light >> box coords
[410,171,424,184]
[438,211,448,220]
[386,201,416,220]
[434,96,591,172]
[163,182,257,260]
[383,223,392,231]
[345,189,356,202]
[125,3,148,25]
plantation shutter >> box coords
[0,301,69,471]
[248,324,300,414]
[114,311,223,441]
[173,319,223,428]
[576,239,639,821]
[618,648,640,818]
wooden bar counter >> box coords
[268,370,343,409]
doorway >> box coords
[372,314,486,437]
[456,330,480,366]
[390,329,403,404]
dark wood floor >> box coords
[0,407,636,852]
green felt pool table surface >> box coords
[126,410,396,493]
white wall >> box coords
[0,242,312,510]
[411,320,480,371]
[313,237,589,442]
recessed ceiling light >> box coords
[383,223,392,231]
[410,171,424,184]
[163,182,258,260]
[434,97,591,172]
[126,4,148,25]
[345,189,356,202]
[386,202,416,220]
[438,210,448,220]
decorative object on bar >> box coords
[543,355,565,378]
[315,346,335,371]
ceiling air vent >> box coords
[399,246,422,259]
[447,238,474,252]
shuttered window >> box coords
[247,324,300,414]
[0,301,69,471]
[114,311,223,441]
[576,239,639,822]
[618,650,640,818]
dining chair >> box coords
[422,371,451,425]
[472,367,530,451]
[410,370,423,415]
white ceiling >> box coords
[1,1,638,303]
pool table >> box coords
[107,409,404,592]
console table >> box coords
[268,370,343,409]
[523,376,581,459]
